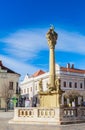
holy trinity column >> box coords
[46,26,58,91]
[38,27,64,107]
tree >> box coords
[64,90,82,106]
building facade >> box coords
[20,63,85,106]
[0,61,20,109]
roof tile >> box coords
[32,70,45,77]
[60,67,85,74]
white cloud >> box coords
[1,29,48,60]
[57,30,85,54]
[0,27,85,80]
[1,28,85,59]
[0,55,39,80]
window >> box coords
[74,82,77,88]
[0,98,1,108]
[24,89,26,93]
[27,88,29,93]
[69,82,72,88]
[16,82,18,94]
[21,89,23,94]
[30,87,32,92]
[35,86,37,90]
[9,82,13,90]
[63,81,66,87]
[80,83,82,88]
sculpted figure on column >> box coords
[46,26,58,49]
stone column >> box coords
[49,44,55,90]
[46,27,58,91]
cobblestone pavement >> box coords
[0,111,85,130]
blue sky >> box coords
[0,0,85,80]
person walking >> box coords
[25,98,30,107]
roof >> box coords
[0,61,20,76]
[60,67,85,74]
[32,70,45,77]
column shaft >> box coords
[49,48,55,88]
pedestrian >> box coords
[68,103,71,107]
[72,101,75,107]
[25,98,30,107]
[33,100,36,107]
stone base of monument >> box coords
[38,91,64,108]
[9,107,63,125]
[9,107,85,125]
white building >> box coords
[20,63,85,106]
[0,61,20,109]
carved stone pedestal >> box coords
[39,90,64,108]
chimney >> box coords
[71,64,74,69]
[0,60,2,66]
[67,63,70,68]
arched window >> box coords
[63,81,66,87]
[9,82,13,90]
[74,82,77,88]
[69,82,72,88]
[80,83,82,88]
